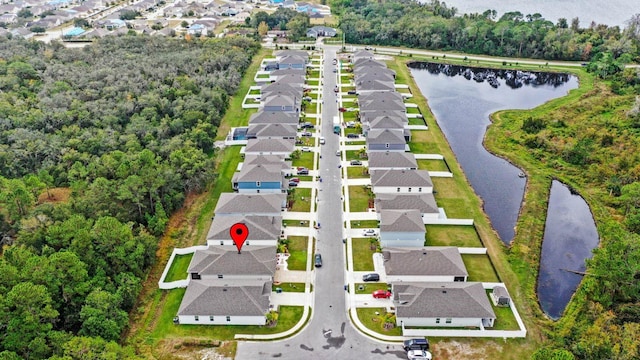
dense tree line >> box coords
[248,8,311,41]
[0,35,260,358]
[331,0,640,62]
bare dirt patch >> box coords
[433,340,503,360]
[38,187,71,204]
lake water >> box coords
[426,0,636,28]
[408,62,578,243]
[537,181,599,319]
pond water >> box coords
[537,180,599,319]
[409,62,578,244]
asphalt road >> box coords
[235,46,407,359]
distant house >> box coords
[366,129,407,152]
[274,50,309,62]
[352,58,387,69]
[370,169,433,194]
[263,94,300,113]
[243,138,296,158]
[187,245,276,280]
[354,66,396,80]
[277,54,307,70]
[379,209,425,247]
[363,114,409,135]
[352,50,375,63]
[214,193,286,217]
[232,163,287,193]
[261,82,304,97]
[177,279,271,325]
[104,18,126,30]
[392,282,495,329]
[0,13,18,24]
[359,92,405,112]
[206,215,282,246]
[242,154,293,177]
[249,111,299,125]
[367,152,417,171]
[375,193,439,219]
[355,78,396,94]
[247,123,297,140]
[306,25,337,38]
[382,247,468,282]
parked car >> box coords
[301,132,312,137]
[314,253,322,267]
[338,107,347,112]
[302,122,315,129]
[332,68,338,73]
[301,147,311,152]
[403,339,430,352]
[288,181,298,187]
[334,86,339,93]
[350,160,362,166]
[372,289,391,299]
[407,350,432,360]
[346,133,359,139]
[303,96,312,101]
[297,168,309,175]
[346,121,356,128]
[362,273,380,282]
[289,177,300,183]
[319,137,326,145]
[332,59,337,65]
[336,150,341,156]
[362,229,377,236]
[347,90,357,95]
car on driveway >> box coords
[297,167,309,175]
[347,90,357,95]
[288,181,298,187]
[314,253,322,267]
[338,107,347,112]
[362,273,380,282]
[403,338,429,352]
[289,177,300,183]
[346,133,359,139]
[362,229,377,236]
[301,146,311,152]
[372,289,391,299]
[407,350,432,360]
[350,160,362,166]
[301,132,312,137]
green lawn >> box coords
[289,188,312,212]
[272,282,306,293]
[347,166,370,179]
[292,151,315,169]
[342,112,357,122]
[406,106,421,114]
[408,117,426,126]
[417,159,449,171]
[426,225,483,247]
[491,302,520,330]
[286,236,308,271]
[352,238,377,271]
[463,254,500,282]
[436,198,475,218]
[348,186,372,212]
[283,219,310,227]
[343,126,362,135]
[153,290,304,341]
[408,130,441,154]
[345,149,367,161]
[350,220,379,228]
[164,253,193,282]
[307,80,319,86]
[355,308,402,336]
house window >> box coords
[435,318,440,324]
[209,316,214,321]
[454,276,465,282]
[218,275,223,279]
[226,316,231,322]
[195,316,199,321]
[385,143,389,148]
[408,187,411,192]
[397,187,400,192]
[191,273,201,280]
[220,241,224,245]
[256,181,261,187]
[245,241,250,246]
[257,189,260,193]
[446,318,452,324]
[418,187,422,192]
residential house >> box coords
[187,245,276,280]
[370,169,433,194]
[352,50,375,63]
[355,78,396,94]
[232,163,287,193]
[359,109,407,126]
[270,73,306,88]
[352,58,387,69]
[243,138,296,157]
[306,25,337,38]
[392,282,495,329]
[263,94,300,113]
[206,215,282,246]
[382,247,468,282]
[359,92,405,112]
[249,111,299,125]
[354,66,396,80]
[374,193,439,219]
[365,129,407,152]
[0,13,17,24]
[247,123,297,140]
[214,193,286,217]
[379,209,425,247]
[274,50,309,62]
[177,278,271,325]
[367,152,417,171]
[277,54,307,70]
[263,78,305,93]
[491,286,511,307]
[242,154,293,177]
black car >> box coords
[346,133,359,139]
[288,181,298,187]
[362,273,379,282]
[347,90,357,95]
[314,253,322,267]
[403,338,429,352]
[350,160,362,166]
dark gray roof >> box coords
[380,209,425,233]
[352,50,375,61]
[263,94,298,108]
[393,282,495,319]
[359,92,405,111]
[214,193,285,215]
[188,245,277,276]
[366,129,406,145]
[354,66,396,79]
[243,154,289,166]
[273,73,306,86]
[356,79,396,92]
[375,193,438,214]
[360,110,406,123]
[270,69,306,76]
[249,111,299,125]
[235,163,284,183]
[247,123,297,138]
[368,152,417,169]
[355,71,395,84]
[382,247,467,276]
[278,55,307,65]
[353,58,386,68]
[245,138,296,153]
[261,83,301,98]
[207,215,281,241]
[275,50,309,60]
[367,114,408,129]
[178,279,271,316]
[371,169,433,188]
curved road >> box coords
[235,46,407,359]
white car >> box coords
[407,350,432,360]
[319,137,326,145]
[362,229,377,236]
[301,147,311,152]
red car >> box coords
[338,107,347,112]
[372,290,392,299]
[289,177,300,183]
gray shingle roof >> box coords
[275,50,309,61]
[235,163,284,183]
[371,169,433,188]
[207,215,282,241]
[214,193,285,215]
[380,209,425,232]
[354,67,396,79]
[245,138,295,153]
[367,115,408,129]
[392,282,495,319]
[247,123,297,138]
[264,94,297,108]
[273,73,306,86]
[359,92,405,111]
[188,245,277,276]
[382,247,467,276]
[356,79,396,92]
[353,58,386,68]
[178,279,271,316]
[243,154,289,166]
[375,193,438,214]
[360,110,406,123]
[270,69,306,77]
[355,71,395,84]
[366,129,406,145]
[368,152,417,169]
[249,111,299,125]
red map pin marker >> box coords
[230,223,249,253]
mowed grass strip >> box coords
[462,254,500,282]
[164,253,193,282]
[348,186,371,212]
[426,225,483,247]
[272,282,306,293]
[290,188,312,212]
[352,238,377,271]
[350,220,379,229]
[355,308,402,336]
[286,236,308,271]
[417,159,449,171]
[347,166,370,179]
[408,130,440,154]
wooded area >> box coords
[331,0,639,62]
[0,35,260,359]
